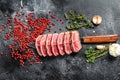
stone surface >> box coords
[0,0,120,80]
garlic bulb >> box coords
[109,44,120,57]
[92,15,102,25]
[96,45,106,50]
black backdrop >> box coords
[0,0,120,80]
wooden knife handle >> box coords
[83,34,118,43]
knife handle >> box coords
[83,34,118,43]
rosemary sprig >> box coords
[64,10,94,30]
[84,46,109,63]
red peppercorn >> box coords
[5,12,51,66]
[51,15,57,19]
[21,6,24,9]
[54,31,56,33]
[0,52,3,55]
[59,28,62,31]
[49,11,52,14]
[60,18,62,21]
[51,22,56,26]
[46,13,48,17]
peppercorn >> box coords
[54,31,57,33]
[5,12,51,66]
[59,28,62,31]
[51,22,56,26]
[60,18,62,21]
[51,15,57,19]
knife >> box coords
[81,34,118,43]
[29,34,118,48]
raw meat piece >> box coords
[46,34,53,56]
[64,32,72,54]
[51,33,59,56]
[35,35,42,56]
[57,32,65,55]
[71,31,82,52]
[40,34,48,57]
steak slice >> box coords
[71,31,82,52]
[51,33,59,56]
[40,34,47,57]
[46,34,53,56]
[57,32,65,55]
[64,32,72,54]
[35,35,42,56]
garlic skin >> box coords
[92,15,102,25]
[96,45,106,50]
[109,44,120,57]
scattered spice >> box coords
[60,18,62,21]
[0,52,3,55]
[5,12,50,66]
[54,31,56,33]
[49,11,52,14]
[1,9,65,66]
[51,15,57,19]
[62,22,64,24]
[46,13,48,17]
[51,22,56,26]
[59,28,62,31]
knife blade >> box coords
[81,34,118,43]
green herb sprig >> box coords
[64,10,94,30]
[84,46,109,63]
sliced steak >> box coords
[35,35,42,56]
[46,34,53,56]
[71,31,82,52]
[64,32,72,54]
[51,33,59,56]
[57,32,65,55]
[40,34,47,57]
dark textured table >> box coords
[0,0,120,80]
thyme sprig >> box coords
[84,46,109,63]
[64,10,94,30]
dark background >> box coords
[0,0,120,80]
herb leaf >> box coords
[84,46,109,63]
[64,11,94,30]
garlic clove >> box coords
[96,45,106,50]
[92,15,102,25]
[109,44,120,57]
